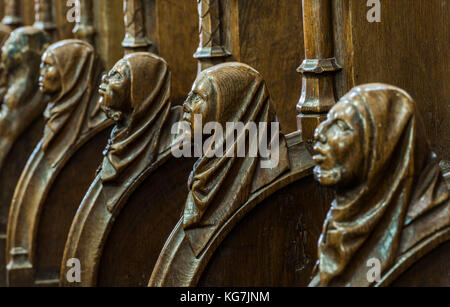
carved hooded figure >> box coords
[99,52,172,183]
[310,83,449,286]
[0,27,49,170]
[40,39,104,167]
[182,62,290,256]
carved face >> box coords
[98,59,131,123]
[312,101,364,186]
[182,78,210,137]
[39,51,61,95]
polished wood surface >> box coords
[0,0,447,288]
[5,39,112,286]
[60,51,195,287]
[333,0,449,161]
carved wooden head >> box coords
[40,39,99,102]
[40,39,105,166]
[98,52,170,126]
[98,57,131,123]
[99,52,172,182]
[182,62,289,257]
[311,83,449,286]
[312,91,366,186]
[0,26,49,81]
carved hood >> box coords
[183,62,289,257]
[100,52,172,182]
[315,84,449,286]
[41,39,103,167]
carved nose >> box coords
[318,133,327,143]
[314,126,327,144]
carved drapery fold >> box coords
[33,0,57,40]
[2,0,23,29]
[122,0,152,54]
[73,0,95,45]
[297,0,341,152]
[194,0,231,72]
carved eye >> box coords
[109,71,123,81]
[336,119,351,131]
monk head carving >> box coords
[40,39,104,166]
[181,62,290,256]
[98,58,131,123]
[99,52,172,183]
[0,27,49,106]
[39,48,61,96]
[312,96,365,186]
[1,27,49,76]
[311,84,449,287]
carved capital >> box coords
[73,0,95,44]
[122,0,152,54]
[194,0,231,72]
[2,0,23,29]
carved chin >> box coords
[313,165,343,186]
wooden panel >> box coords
[34,129,109,284]
[198,176,332,286]
[93,0,124,69]
[0,117,44,286]
[97,157,195,286]
[333,0,449,160]
[223,0,304,134]
[152,0,198,105]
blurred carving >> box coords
[194,0,231,72]
[0,26,49,287]
[6,39,111,286]
[309,84,449,287]
[0,27,49,175]
[60,52,186,286]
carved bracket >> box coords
[297,0,341,153]
[122,0,152,54]
[193,0,231,72]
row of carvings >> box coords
[0,0,448,287]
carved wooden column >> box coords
[297,0,340,152]
[33,0,57,41]
[73,0,95,45]
[122,0,152,54]
[2,0,23,29]
[194,0,231,73]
